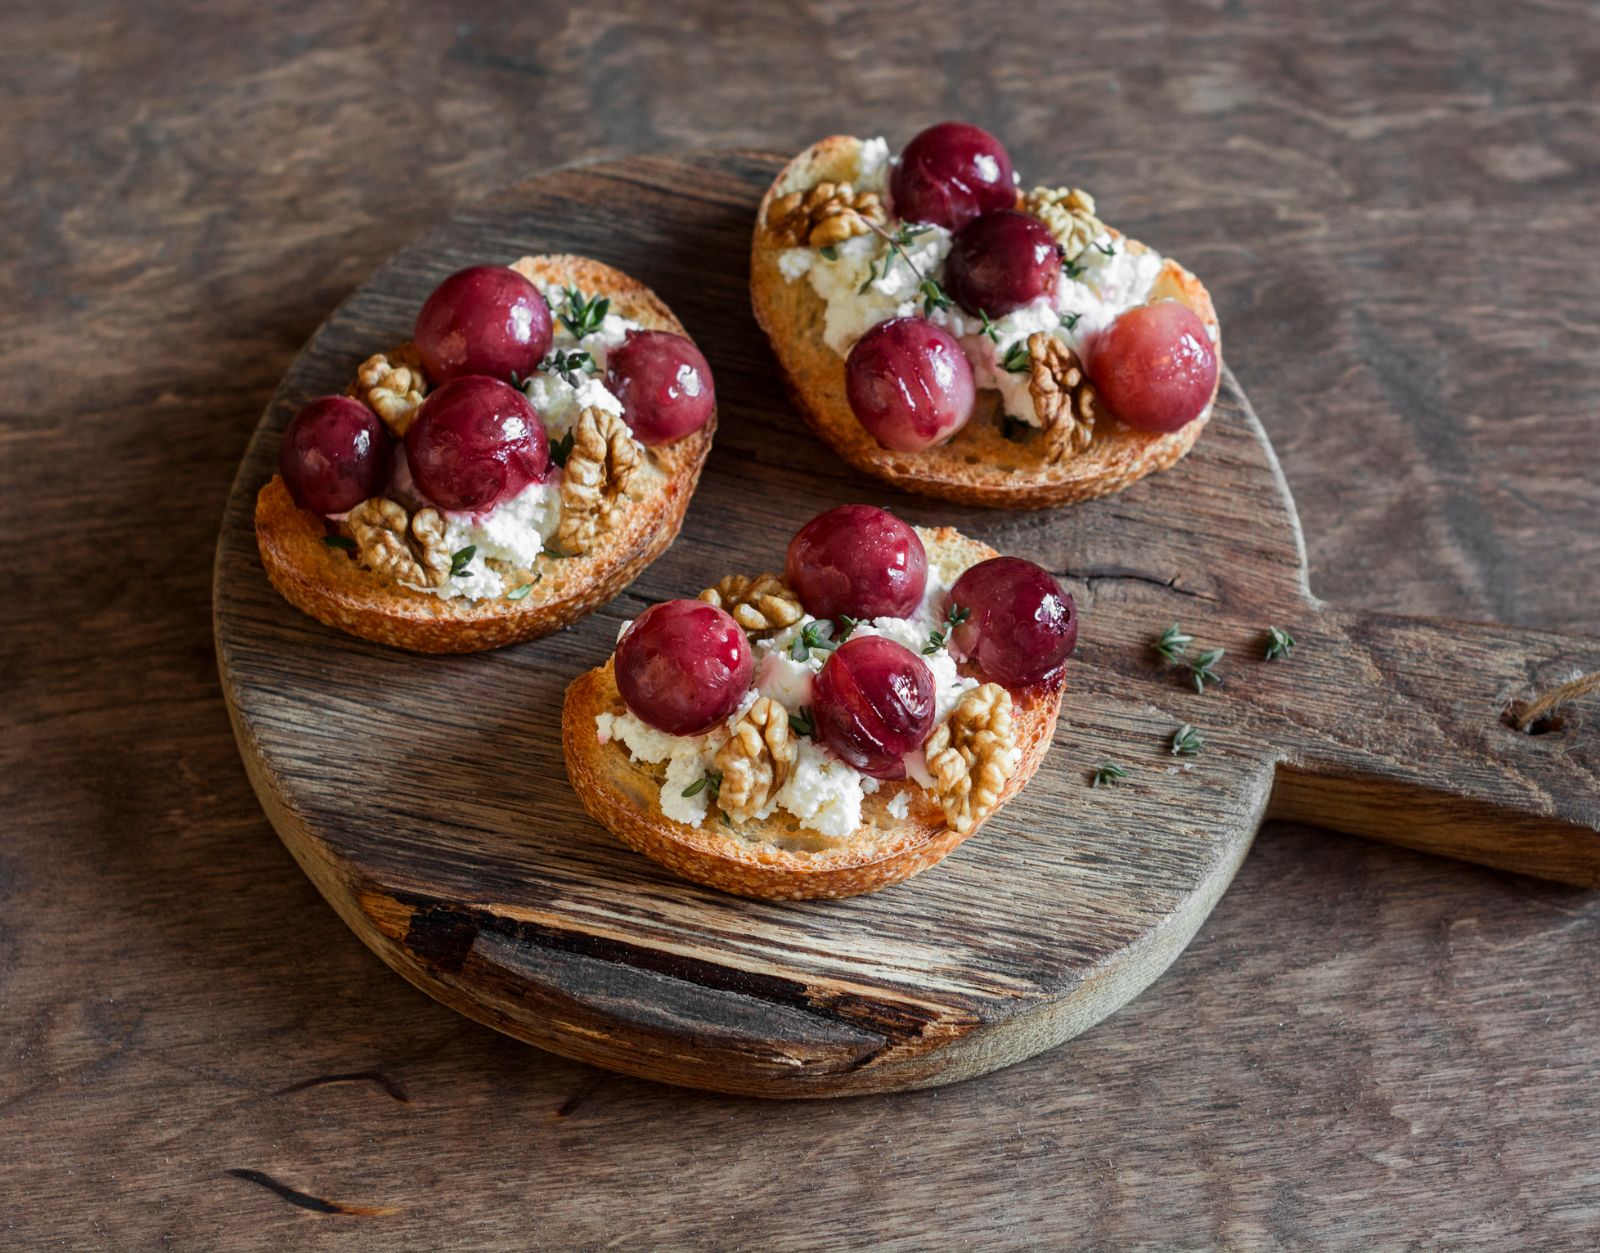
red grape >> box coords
[615,600,754,736]
[813,636,936,778]
[1088,301,1218,434]
[403,376,549,512]
[606,330,715,445]
[786,505,928,621]
[414,265,552,384]
[945,210,1063,318]
[947,557,1077,687]
[889,122,1017,231]
[279,395,392,515]
[845,317,976,452]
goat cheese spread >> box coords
[596,552,978,841]
[774,136,1176,427]
[401,279,644,600]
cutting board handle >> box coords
[1269,608,1600,886]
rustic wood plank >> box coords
[211,153,1600,1099]
[5,0,1600,1244]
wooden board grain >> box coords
[213,152,1600,1097]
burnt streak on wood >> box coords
[273,1071,411,1103]
[225,1169,394,1217]
[213,153,1600,1101]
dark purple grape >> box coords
[414,265,552,384]
[403,376,549,512]
[947,557,1077,687]
[279,395,392,515]
[945,210,1063,318]
[606,330,715,445]
[845,317,975,452]
[813,636,936,778]
[786,505,928,621]
[889,122,1017,231]
[615,600,754,736]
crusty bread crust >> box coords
[255,255,715,653]
[750,136,1221,509]
[561,527,1066,900]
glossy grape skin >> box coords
[413,265,552,384]
[785,505,928,621]
[889,122,1017,231]
[947,557,1078,687]
[813,636,936,778]
[1087,301,1218,434]
[614,600,754,736]
[844,317,976,452]
[945,210,1063,318]
[403,376,549,512]
[279,396,393,516]
[605,330,716,445]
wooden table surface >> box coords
[4,1,1597,1247]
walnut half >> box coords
[1023,186,1105,261]
[700,573,803,636]
[925,684,1019,835]
[350,344,428,437]
[344,497,451,588]
[715,698,797,821]
[557,407,642,554]
[767,181,887,249]
[1027,333,1098,459]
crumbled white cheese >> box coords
[795,225,955,354]
[886,791,911,820]
[406,477,562,601]
[856,136,891,191]
[775,739,867,840]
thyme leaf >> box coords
[924,604,971,655]
[448,546,477,579]
[1188,647,1225,693]
[1171,724,1204,756]
[1264,626,1297,661]
[558,287,610,339]
[1154,623,1193,663]
[1091,762,1128,787]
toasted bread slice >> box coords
[562,527,1066,900]
[256,255,715,653]
[750,135,1220,509]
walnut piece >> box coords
[1027,332,1098,458]
[344,497,451,588]
[699,573,804,635]
[714,698,797,821]
[557,406,642,554]
[1024,186,1105,261]
[351,344,428,437]
[767,181,887,249]
[924,683,1018,835]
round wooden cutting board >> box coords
[214,153,1600,1098]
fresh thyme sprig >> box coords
[835,615,860,643]
[1171,724,1204,756]
[1188,647,1225,693]
[924,604,971,655]
[1060,312,1081,331]
[558,287,610,339]
[859,219,955,316]
[1154,623,1193,663]
[789,706,816,738]
[978,310,1000,343]
[999,341,1032,375]
[506,579,538,601]
[549,429,577,468]
[448,545,477,579]
[1092,240,1117,257]
[545,348,594,387]
[1091,762,1128,787]
[788,620,838,662]
[1264,626,1296,661]
[681,769,723,799]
